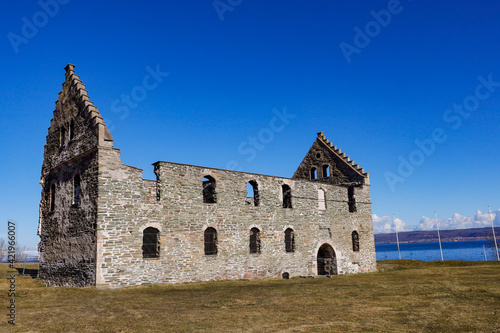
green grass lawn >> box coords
[0,260,499,332]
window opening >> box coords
[142,227,160,258]
[323,165,330,178]
[348,186,356,212]
[73,174,81,205]
[246,180,260,206]
[249,227,261,253]
[155,171,161,201]
[69,120,75,141]
[311,168,317,180]
[204,227,218,255]
[60,127,66,147]
[285,228,295,252]
[202,176,217,203]
[352,231,360,252]
[282,185,292,208]
[50,184,56,211]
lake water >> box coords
[376,240,499,261]
[15,241,500,263]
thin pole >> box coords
[483,245,488,261]
[435,212,444,261]
[488,206,500,261]
[394,214,401,260]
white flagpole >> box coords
[488,206,500,261]
[435,212,444,261]
[394,214,401,260]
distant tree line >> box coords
[375,227,500,244]
[0,238,30,263]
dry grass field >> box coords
[0,260,499,332]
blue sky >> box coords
[1,0,500,248]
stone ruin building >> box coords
[38,64,377,289]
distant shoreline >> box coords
[374,226,499,245]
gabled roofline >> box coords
[54,64,114,146]
[316,131,369,178]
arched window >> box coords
[352,231,360,252]
[249,227,261,253]
[322,165,330,178]
[202,176,217,203]
[50,184,56,212]
[285,228,294,252]
[318,189,326,210]
[60,127,66,147]
[282,185,292,208]
[73,174,81,205]
[142,227,160,258]
[348,186,356,212]
[204,227,218,255]
[246,180,260,206]
[69,120,75,141]
[310,167,317,180]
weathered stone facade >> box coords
[38,65,377,289]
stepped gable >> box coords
[292,132,369,185]
[40,64,115,184]
[50,64,113,147]
[316,131,369,177]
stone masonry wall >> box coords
[38,100,99,286]
[38,152,98,287]
[40,66,376,290]
[95,153,376,289]
[38,65,107,287]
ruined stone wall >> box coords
[38,153,98,287]
[95,156,376,289]
[39,67,376,289]
[38,100,99,287]
[38,65,108,287]
[95,148,153,287]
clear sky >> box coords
[1,0,499,249]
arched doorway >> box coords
[317,244,337,276]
